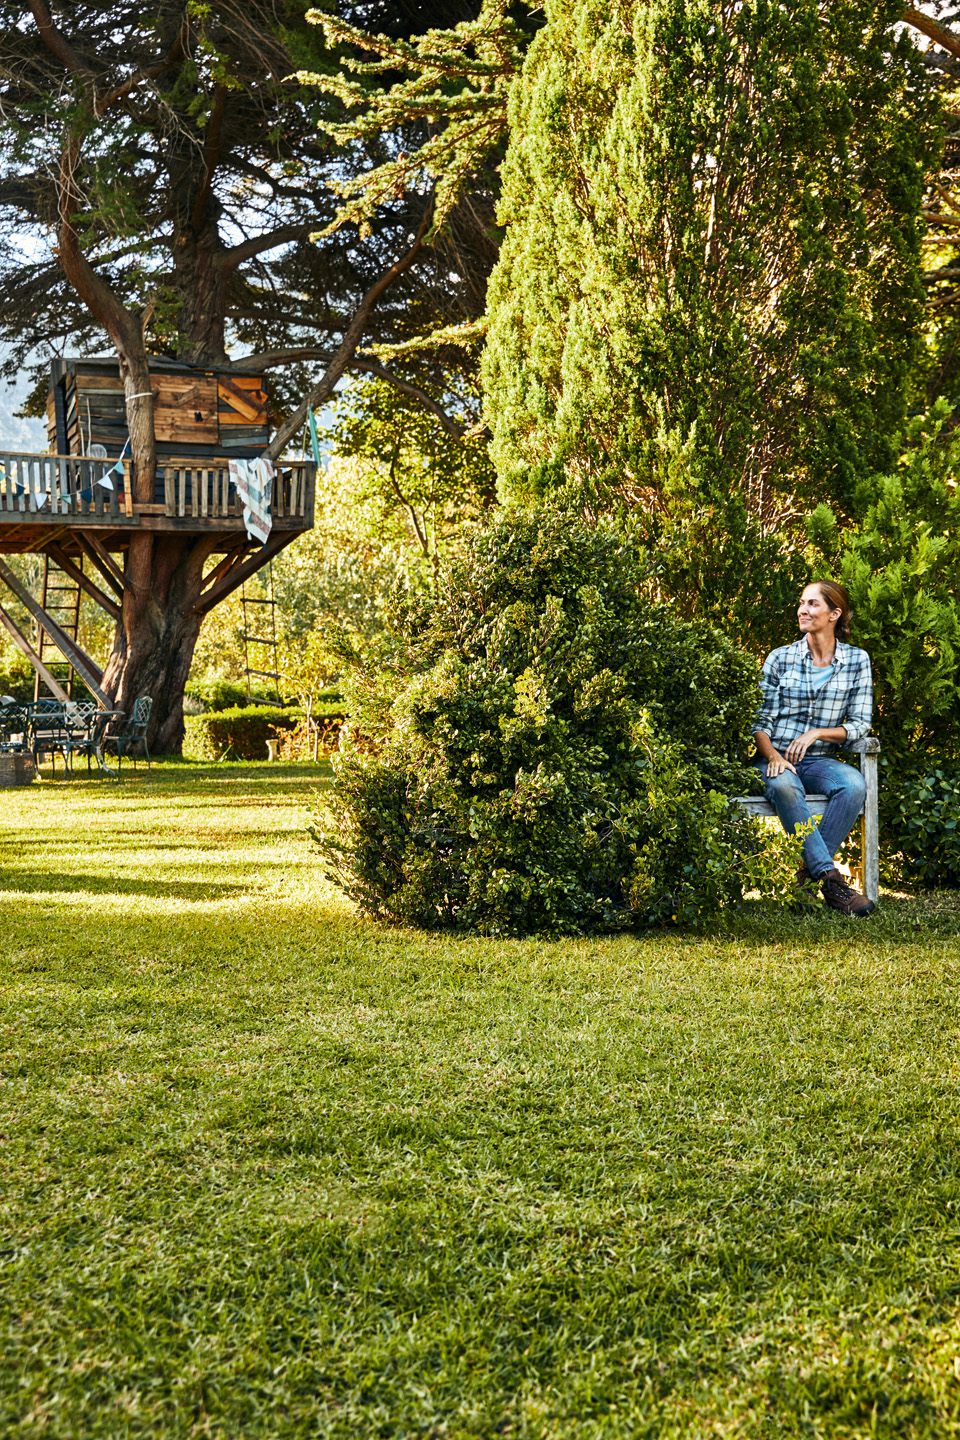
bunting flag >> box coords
[97,437,132,492]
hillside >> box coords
[0,367,45,451]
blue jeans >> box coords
[753,754,866,879]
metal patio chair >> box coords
[26,698,75,776]
[101,695,153,777]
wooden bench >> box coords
[734,737,881,903]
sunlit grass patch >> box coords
[1,763,960,1437]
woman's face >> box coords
[797,585,841,638]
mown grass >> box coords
[2,762,960,1438]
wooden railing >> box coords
[161,458,314,521]
[0,452,130,520]
[0,453,315,525]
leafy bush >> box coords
[0,654,36,702]
[314,505,767,936]
[881,755,960,890]
[183,706,301,761]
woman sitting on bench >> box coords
[752,580,875,916]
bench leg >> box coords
[860,751,880,903]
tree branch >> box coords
[26,0,94,79]
[191,84,228,233]
[231,348,476,440]
[28,0,186,114]
[218,223,318,272]
[902,7,960,58]
[357,359,471,440]
[264,194,435,461]
[387,432,430,559]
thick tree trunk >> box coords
[102,533,219,753]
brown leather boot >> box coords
[821,867,876,917]
[792,866,820,913]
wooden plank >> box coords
[200,542,251,598]
[73,374,124,391]
[861,752,880,903]
[221,375,264,390]
[154,374,218,444]
[0,601,69,702]
[46,544,121,621]
[73,532,125,596]
[218,377,267,423]
[735,794,835,818]
[0,557,108,704]
[195,530,298,615]
[163,464,175,517]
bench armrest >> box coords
[846,736,880,755]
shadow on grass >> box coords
[0,869,248,900]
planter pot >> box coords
[0,752,35,787]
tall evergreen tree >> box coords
[482,0,939,609]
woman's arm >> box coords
[783,725,847,764]
[754,729,796,777]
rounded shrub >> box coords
[314,505,764,935]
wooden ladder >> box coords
[241,563,281,703]
[33,555,83,701]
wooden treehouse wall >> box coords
[47,359,270,462]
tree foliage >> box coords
[482,0,939,538]
[314,504,766,936]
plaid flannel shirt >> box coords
[752,638,873,757]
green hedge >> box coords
[881,754,960,889]
[183,706,302,761]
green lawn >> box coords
[2,763,960,1438]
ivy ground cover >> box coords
[1,764,960,1438]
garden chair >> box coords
[733,737,881,903]
[101,695,153,777]
[65,702,111,775]
[26,698,76,776]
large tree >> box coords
[0,0,500,749]
[481,0,940,628]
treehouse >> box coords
[0,357,316,707]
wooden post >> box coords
[849,737,881,904]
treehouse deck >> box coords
[0,452,315,554]
[0,356,318,706]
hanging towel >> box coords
[228,457,275,544]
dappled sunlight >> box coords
[3,765,960,1438]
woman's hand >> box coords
[785,730,821,764]
[765,752,797,778]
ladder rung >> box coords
[243,635,275,646]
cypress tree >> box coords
[482,0,939,542]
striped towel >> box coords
[228,458,275,544]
